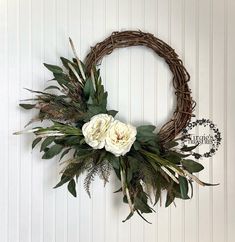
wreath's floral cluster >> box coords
[82,114,137,157]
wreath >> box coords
[15,31,216,223]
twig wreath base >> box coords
[15,31,216,223]
[85,30,196,144]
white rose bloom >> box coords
[82,114,114,149]
[105,120,137,157]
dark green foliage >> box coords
[40,137,55,152]
[42,144,64,159]
[32,137,42,149]
[68,179,77,197]
[54,174,71,188]
[43,63,63,74]
[20,103,36,110]
[181,159,204,173]
[181,144,199,152]
[178,176,189,199]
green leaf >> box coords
[165,192,175,207]
[126,156,141,183]
[59,148,71,161]
[133,141,141,150]
[44,63,63,74]
[154,186,161,205]
[85,105,107,121]
[179,176,189,199]
[19,103,36,110]
[136,210,152,224]
[181,144,198,152]
[67,179,77,197]
[32,137,42,149]
[163,153,182,164]
[42,144,63,159]
[181,159,204,173]
[134,197,152,213]
[54,174,71,188]
[53,73,70,86]
[63,136,80,146]
[84,78,95,99]
[60,57,74,70]
[105,152,119,169]
[122,212,134,223]
[136,125,158,144]
[167,151,190,158]
[40,136,55,152]
[164,141,178,149]
[137,125,156,137]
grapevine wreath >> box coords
[15,31,216,223]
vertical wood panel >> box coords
[19,0,32,241]
[43,1,57,242]
[198,1,211,242]
[227,1,235,241]
[0,1,8,241]
[212,1,226,242]
[7,0,20,241]
[31,0,44,241]
[170,1,184,242]
[184,1,198,242]
[0,0,234,241]
[55,2,69,242]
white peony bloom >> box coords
[82,114,114,149]
[105,120,137,157]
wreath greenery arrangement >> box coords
[15,31,216,223]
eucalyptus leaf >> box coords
[42,144,63,159]
[44,63,63,74]
[40,136,55,152]
[59,148,71,161]
[164,141,179,149]
[67,179,77,197]
[84,78,95,99]
[122,212,134,223]
[19,103,36,110]
[181,144,198,152]
[32,137,42,149]
[134,197,152,213]
[54,174,71,188]
[165,192,175,207]
[179,176,189,199]
[181,159,204,173]
[164,153,181,164]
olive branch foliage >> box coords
[16,39,217,224]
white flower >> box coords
[82,114,114,149]
[105,120,137,157]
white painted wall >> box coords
[0,0,234,241]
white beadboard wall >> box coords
[0,0,234,242]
